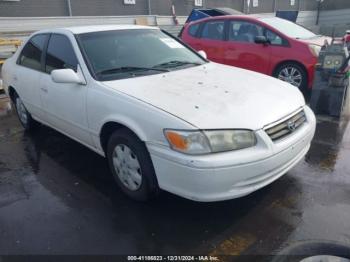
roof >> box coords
[187,14,263,24]
[38,24,157,35]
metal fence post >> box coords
[316,0,321,25]
[67,0,72,16]
[148,0,151,15]
[274,0,277,12]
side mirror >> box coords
[255,36,270,45]
[51,69,84,85]
[198,50,207,59]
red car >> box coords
[180,15,329,92]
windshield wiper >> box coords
[153,60,203,69]
[96,66,169,76]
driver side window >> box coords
[45,34,78,74]
[228,20,263,43]
[265,29,284,45]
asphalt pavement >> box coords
[0,97,350,257]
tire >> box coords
[274,62,308,93]
[107,128,160,201]
[14,93,39,132]
[271,241,350,262]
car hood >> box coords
[298,35,332,46]
[102,62,305,130]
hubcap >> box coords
[112,144,142,191]
[277,66,303,88]
[16,97,28,126]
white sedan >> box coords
[2,25,316,202]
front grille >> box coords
[265,110,307,141]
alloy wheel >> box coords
[278,66,303,88]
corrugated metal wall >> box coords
[297,10,317,28]
[0,0,348,17]
[321,0,350,10]
[151,0,173,16]
[319,8,350,26]
[70,0,148,16]
[0,0,67,17]
[318,8,350,37]
[299,0,318,11]
[205,0,243,11]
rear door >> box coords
[196,20,226,63]
[222,20,271,74]
[15,34,49,120]
[181,22,201,49]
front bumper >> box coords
[147,106,316,202]
[306,57,318,89]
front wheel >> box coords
[107,128,160,201]
[14,94,39,132]
[274,63,308,92]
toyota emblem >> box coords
[287,121,296,131]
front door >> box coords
[39,34,92,146]
[222,20,271,74]
[196,20,226,64]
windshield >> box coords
[259,17,316,39]
[77,29,206,81]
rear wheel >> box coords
[14,94,39,132]
[107,128,159,201]
[274,62,308,93]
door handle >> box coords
[40,87,48,93]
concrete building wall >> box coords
[0,0,348,17]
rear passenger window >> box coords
[18,34,47,71]
[188,23,200,37]
[201,21,225,40]
[45,34,78,74]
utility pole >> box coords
[67,0,72,16]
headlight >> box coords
[164,129,256,155]
[164,130,211,155]
[204,130,257,152]
[308,44,321,57]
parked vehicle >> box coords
[344,30,350,50]
[2,25,316,202]
[180,15,330,92]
